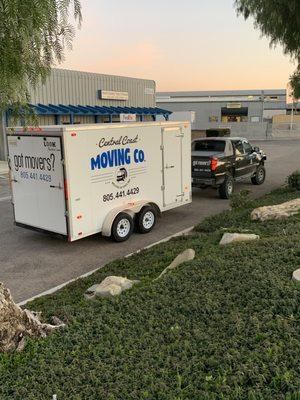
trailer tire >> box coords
[136,206,157,234]
[219,174,234,199]
[111,212,134,242]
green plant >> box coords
[230,189,252,210]
[0,0,82,119]
[235,0,300,98]
[287,171,300,190]
[1,187,300,399]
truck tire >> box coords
[111,212,134,242]
[219,174,234,199]
[251,165,266,185]
[136,206,157,234]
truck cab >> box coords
[192,137,267,199]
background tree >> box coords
[0,0,82,116]
[235,0,300,99]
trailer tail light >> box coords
[210,157,218,172]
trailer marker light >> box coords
[210,157,218,172]
[64,180,69,200]
[78,232,83,236]
[71,132,77,137]
[77,215,82,220]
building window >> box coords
[209,116,218,122]
[221,107,248,123]
[250,116,260,123]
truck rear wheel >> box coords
[219,175,234,199]
[251,165,266,185]
[111,212,134,242]
[136,206,157,234]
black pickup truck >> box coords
[192,137,267,199]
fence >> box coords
[271,122,300,139]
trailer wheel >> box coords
[136,206,157,234]
[111,212,134,242]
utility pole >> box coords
[290,98,294,131]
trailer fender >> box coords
[102,200,161,237]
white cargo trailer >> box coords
[7,122,191,242]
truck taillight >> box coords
[210,157,218,171]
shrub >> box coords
[229,189,252,210]
[287,170,300,190]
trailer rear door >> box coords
[162,127,183,206]
[7,135,67,235]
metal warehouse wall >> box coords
[160,101,268,128]
[29,68,156,108]
[158,99,286,140]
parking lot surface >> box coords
[0,140,299,302]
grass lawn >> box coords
[1,187,300,399]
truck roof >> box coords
[193,137,247,142]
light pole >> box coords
[261,90,265,125]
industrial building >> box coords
[0,69,171,160]
[157,89,287,138]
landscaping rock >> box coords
[292,269,300,282]
[155,249,195,280]
[219,233,260,245]
[0,282,64,353]
[251,198,300,221]
[85,276,139,299]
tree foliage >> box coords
[235,0,300,99]
[0,0,82,113]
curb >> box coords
[17,226,195,306]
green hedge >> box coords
[1,188,300,399]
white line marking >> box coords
[17,226,195,306]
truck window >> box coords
[232,141,244,155]
[243,141,253,154]
[193,140,225,152]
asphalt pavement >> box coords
[0,140,299,303]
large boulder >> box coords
[219,233,260,245]
[155,249,195,280]
[85,276,139,299]
[251,198,300,221]
[292,269,300,282]
[0,282,64,352]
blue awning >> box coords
[28,103,172,117]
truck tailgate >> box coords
[192,155,212,179]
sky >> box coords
[60,0,295,92]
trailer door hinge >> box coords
[65,211,69,217]
[161,185,165,191]
[160,145,164,150]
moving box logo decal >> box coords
[90,134,147,192]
